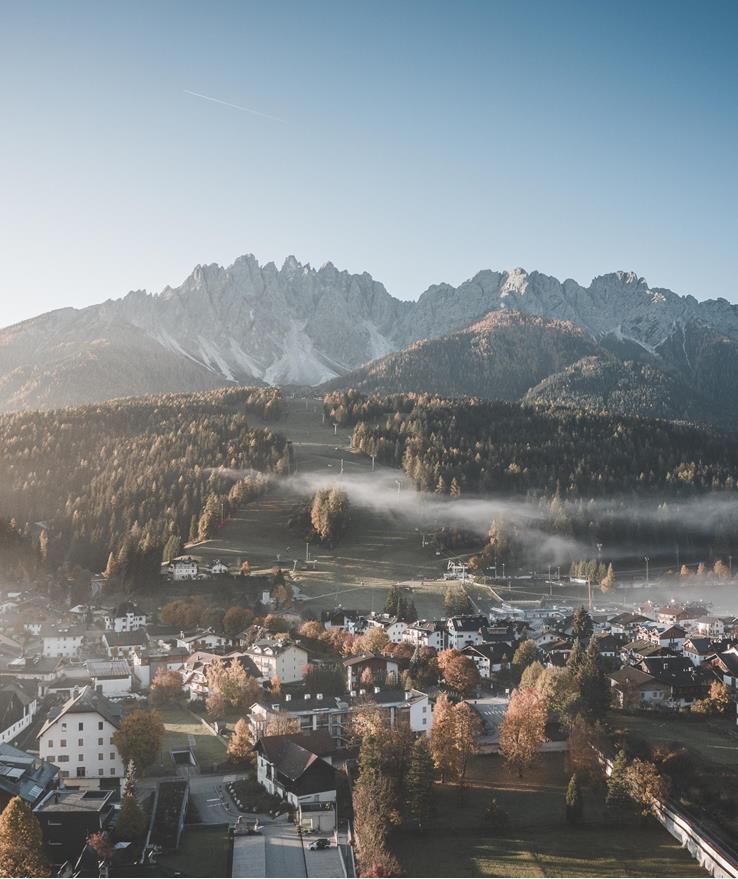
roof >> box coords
[87,659,131,679]
[448,615,488,632]
[103,629,148,647]
[0,685,29,732]
[609,612,651,625]
[248,638,303,656]
[463,642,513,662]
[641,656,711,688]
[0,743,58,805]
[0,655,62,675]
[659,625,687,639]
[610,667,662,690]
[35,788,114,814]
[39,625,85,639]
[38,685,123,737]
[712,649,738,676]
[255,733,337,796]
[256,731,335,765]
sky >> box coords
[1,0,737,327]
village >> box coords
[0,540,737,878]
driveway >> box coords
[264,820,307,878]
[470,694,509,740]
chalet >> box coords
[0,655,63,695]
[621,640,676,664]
[320,609,365,634]
[0,680,38,743]
[209,559,230,575]
[403,620,446,651]
[693,616,726,638]
[102,628,148,658]
[607,612,652,636]
[609,667,670,711]
[461,642,512,679]
[35,788,116,864]
[103,602,147,632]
[250,687,431,747]
[343,653,401,689]
[0,743,58,811]
[446,616,488,650]
[246,639,309,684]
[168,556,199,581]
[648,625,687,650]
[86,660,133,698]
[539,638,573,667]
[175,628,230,652]
[683,637,736,667]
[707,647,738,690]
[638,656,711,708]
[591,632,621,659]
[254,732,337,831]
[656,605,705,626]
[38,686,124,785]
[130,647,188,688]
[182,651,261,702]
[361,613,407,643]
[40,625,85,658]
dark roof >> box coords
[35,787,114,814]
[0,743,58,805]
[103,630,148,647]
[712,649,738,676]
[0,685,28,732]
[39,685,122,737]
[641,656,711,689]
[448,615,488,632]
[608,612,650,625]
[463,642,513,662]
[610,667,662,689]
[256,731,335,764]
[255,733,337,796]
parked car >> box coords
[308,838,330,850]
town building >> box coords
[34,788,116,864]
[246,639,309,684]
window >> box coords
[61,723,67,731]
[110,768,116,775]
[110,752,115,760]
[76,767,85,778]
[60,739,67,748]
[78,738,83,746]
[109,737,114,745]
[57,755,69,763]
[98,769,104,776]
[47,740,53,748]
[98,737,103,745]
[98,753,103,760]
[47,755,55,762]
[78,754,84,761]
[98,721,103,730]
[78,722,84,731]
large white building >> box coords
[246,639,309,684]
[37,686,125,785]
[168,557,199,581]
[104,602,148,633]
[40,626,86,658]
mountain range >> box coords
[2,253,738,426]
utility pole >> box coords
[333,423,337,436]
[305,542,310,563]
[548,565,552,598]
[371,455,375,472]
[730,555,733,577]
[394,479,401,498]
[339,458,344,475]
[587,577,593,611]
[644,555,650,588]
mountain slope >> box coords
[320,311,600,400]
[2,254,738,414]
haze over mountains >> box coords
[2,253,738,426]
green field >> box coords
[155,703,227,772]
[392,753,707,878]
[157,823,231,876]
[612,712,738,768]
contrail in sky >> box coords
[184,89,287,123]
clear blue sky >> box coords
[2,0,737,327]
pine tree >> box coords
[571,606,593,640]
[405,737,436,831]
[115,791,147,841]
[227,718,254,765]
[567,637,585,673]
[578,637,611,721]
[606,750,632,814]
[0,795,49,877]
[565,772,583,824]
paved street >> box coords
[470,694,509,740]
[264,820,307,878]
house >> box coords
[638,656,711,708]
[250,687,432,747]
[362,613,407,644]
[168,556,199,581]
[403,620,446,651]
[682,637,735,667]
[609,667,670,710]
[37,686,124,785]
[707,647,738,690]
[591,632,622,659]
[0,743,59,811]
[86,660,133,697]
[656,605,704,626]
[462,642,512,679]
[40,626,85,658]
[320,609,365,634]
[208,560,230,576]
[102,628,148,658]
[0,655,63,695]
[607,612,652,636]
[34,788,116,864]
[648,625,687,651]
[446,616,488,649]
[0,680,38,743]
[103,602,148,633]
[176,628,230,652]
[246,639,309,684]
[254,732,337,831]
[130,647,188,688]
[182,651,261,703]
[693,616,726,638]
[343,653,401,690]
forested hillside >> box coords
[325,390,738,561]
[0,387,289,579]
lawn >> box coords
[154,703,227,772]
[156,823,230,877]
[392,753,708,878]
[611,712,738,767]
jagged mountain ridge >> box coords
[1,253,738,413]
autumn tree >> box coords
[223,606,254,636]
[115,791,147,842]
[149,667,183,705]
[227,718,255,765]
[576,637,611,721]
[112,709,165,771]
[438,650,481,695]
[571,607,594,640]
[499,688,547,778]
[429,694,460,782]
[359,627,390,655]
[606,749,632,814]
[511,639,539,680]
[0,795,49,877]
[625,759,669,817]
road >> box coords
[471,694,509,740]
[263,820,307,878]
